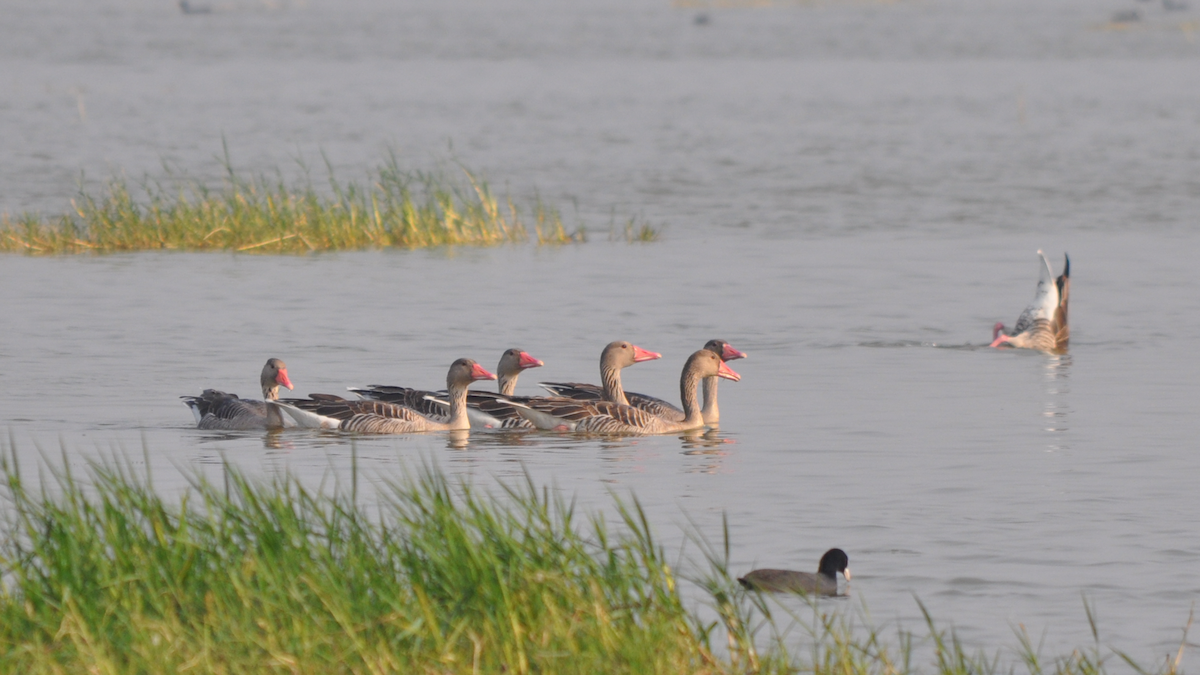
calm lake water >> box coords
[3,0,1200,665]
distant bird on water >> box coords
[738,548,851,596]
[991,251,1070,352]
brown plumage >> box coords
[510,350,740,435]
[350,349,544,429]
[991,252,1070,352]
[276,358,496,433]
[538,339,746,425]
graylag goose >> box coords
[349,348,544,429]
[182,358,294,430]
[536,340,661,407]
[738,548,851,596]
[539,339,746,424]
[991,251,1070,352]
[507,349,740,435]
[273,359,496,433]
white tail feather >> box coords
[270,401,342,430]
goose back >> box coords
[352,349,541,430]
[278,359,496,434]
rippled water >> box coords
[3,0,1200,664]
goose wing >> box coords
[277,394,444,433]
[538,382,684,421]
[282,394,431,423]
[182,389,270,430]
[349,385,450,421]
[510,397,665,434]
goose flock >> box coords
[183,250,1069,437]
[186,340,746,437]
[180,250,1068,596]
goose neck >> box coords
[498,373,518,397]
[600,364,628,405]
[678,365,704,426]
[446,380,471,430]
[701,375,719,424]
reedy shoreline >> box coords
[0,447,1189,674]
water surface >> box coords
[3,0,1200,664]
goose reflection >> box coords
[679,428,734,474]
[1042,353,1072,451]
[263,429,294,451]
[445,429,471,451]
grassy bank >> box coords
[0,449,1189,674]
[0,153,631,254]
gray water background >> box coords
[3,0,1200,665]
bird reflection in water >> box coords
[443,429,471,451]
[263,429,294,451]
[1042,353,1072,451]
[679,428,735,474]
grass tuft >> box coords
[0,151,588,254]
[0,451,728,674]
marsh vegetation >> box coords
[0,153,658,255]
[0,448,1188,674]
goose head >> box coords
[498,348,544,377]
[601,341,662,370]
[988,319,1008,341]
[260,358,294,400]
[704,339,748,362]
[686,349,741,382]
[448,358,497,389]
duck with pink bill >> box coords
[506,349,740,435]
[182,357,295,430]
[539,339,745,424]
[272,358,496,433]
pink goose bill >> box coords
[470,363,499,381]
[717,361,741,382]
[276,369,294,390]
[721,344,748,361]
[518,351,545,369]
[631,345,662,363]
